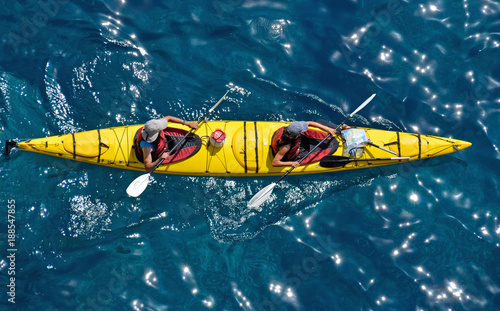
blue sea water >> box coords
[1,0,500,310]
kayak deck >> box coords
[15,121,471,177]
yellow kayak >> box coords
[11,120,471,176]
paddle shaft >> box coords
[148,89,230,174]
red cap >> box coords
[211,129,226,143]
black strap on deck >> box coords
[417,134,422,160]
[396,132,401,162]
[97,130,102,163]
[254,121,259,173]
[72,133,76,159]
[243,121,247,173]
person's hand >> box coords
[327,128,337,136]
[188,122,198,129]
[161,152,170,160]
[291,161,300,168]
[343,125,351,129]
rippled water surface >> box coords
[1,0,500,310]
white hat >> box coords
[142,119,168,143]
[286,121,308,136]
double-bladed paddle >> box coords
[126,89,230,197]
[247,93,376,208]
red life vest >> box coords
[134,127,168,162]
[271,127,301,160]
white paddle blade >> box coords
[248,183,277,208]
[208,89,230,113]
[126,173,151,197]
[350,93,376,117]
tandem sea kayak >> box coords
[6,120,471,177]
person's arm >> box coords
[143,146,170,172]
[272,145,300,168]
[306,121,351,135]
[162,116,198,129]
[306,121,337,136]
